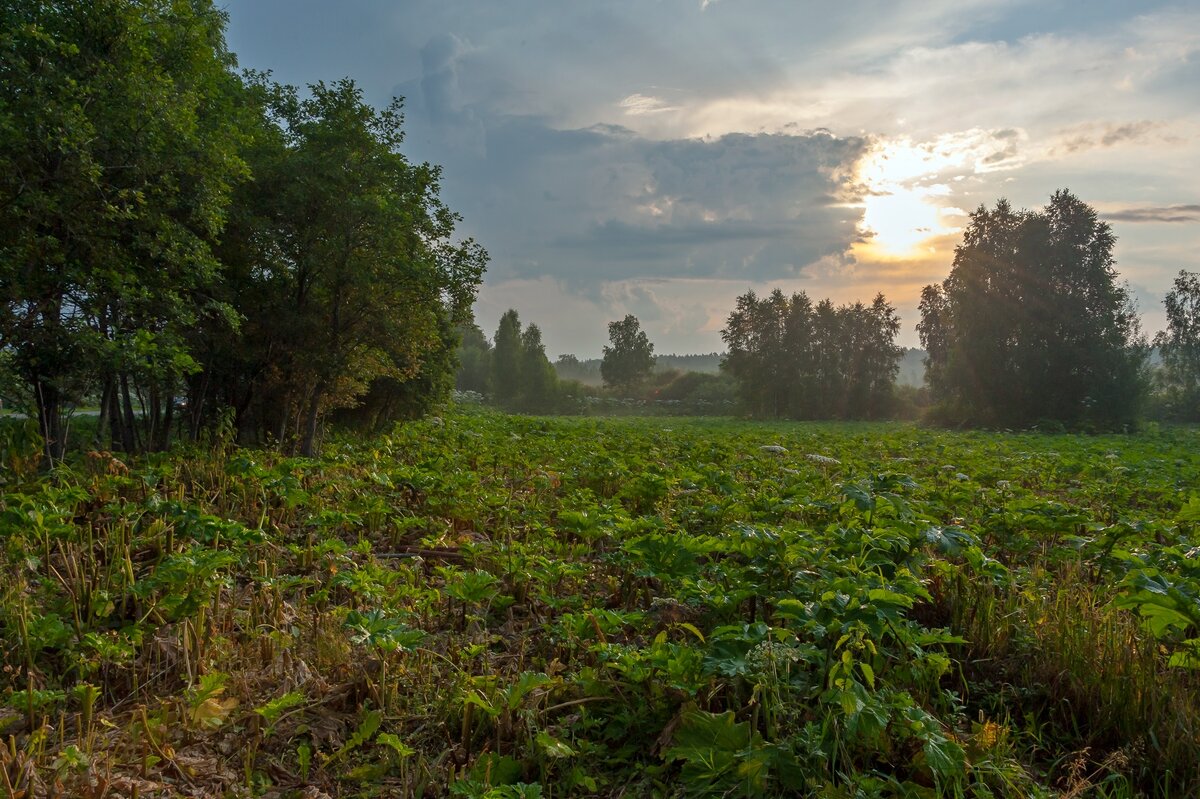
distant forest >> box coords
[553,353,725,385]
[552,350,927,388]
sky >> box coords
[221,0,1200,356]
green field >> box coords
[2,411,1199,797]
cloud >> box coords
[222,2,1200,353]
[402,66,870,288]
[416,33,485,155]
[619,93,680,115]
[1053,120,1163,155]
[1102,122,1156,147]
[1103,204,1200,223]
[601,282,666,323]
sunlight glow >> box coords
[860,186,943,256]
[853,139,962,257]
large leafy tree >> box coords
[601,315,656,392]
[1154,270,1200,420]
[0,0,249,460]
[918,190,1147,428]
[197,79,485,453]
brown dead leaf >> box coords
[189,696,239,729]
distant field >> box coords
[2,411,1199,796]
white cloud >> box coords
[619,93,681,116]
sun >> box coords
[860,186,944,256]
[851,139,961,258]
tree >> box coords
[839,295,904,418]
[916,285,950,399]
[721,290,790,416]
[0,0,250,460]
[491,310,523,407]
[455,317,492,394]
[1154,270,1200,420]
[721,289,902,419]
[0,3,485,460]
[601,315,656,392]
[334,311,461,431]
[194,78,485,453]
[918,190,1147,428]
[518,323,558,412]
[484,310,570,412]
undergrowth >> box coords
[0,411,1198,797]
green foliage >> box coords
[344,610,427,652]
[919,190,1148,429]
[485,309,577,413]
[253,691,306,730]
[457,317,494,394]
[665,707,802,797]
[199,77,485,454]
[323,709,382,768]
[1153,270,1200,421]
[0,0,252,460]
[492,310,525,408]
[601,315,656,391]
[1,410,1199,795]
[0,2,485,461]
[519,324,559,413]
[722,289,903,419]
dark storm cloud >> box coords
[395,38,868,290]
[438,120,866,287]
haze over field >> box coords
[223,0,1199,355]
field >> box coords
[1,411,1199,798]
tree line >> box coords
[455,311,579,414]
[720,291,903,420]
[456,206,1198,427]
[0,1,485,461]
[719,191,1197,428]
[456,311,659,413]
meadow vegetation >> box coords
[1,409,1198,797]
[4,5,1200,798]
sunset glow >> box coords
[852,139,962,258]
[859,186,944,256]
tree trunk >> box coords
[34,378,65,467]
[118,372,139,452]
[94,378,113,451]
[147,386,160,453]
[299,385,323,457]
[106,377,124,451]
[158,391,175,452]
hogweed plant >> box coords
[0,409,1198,795]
